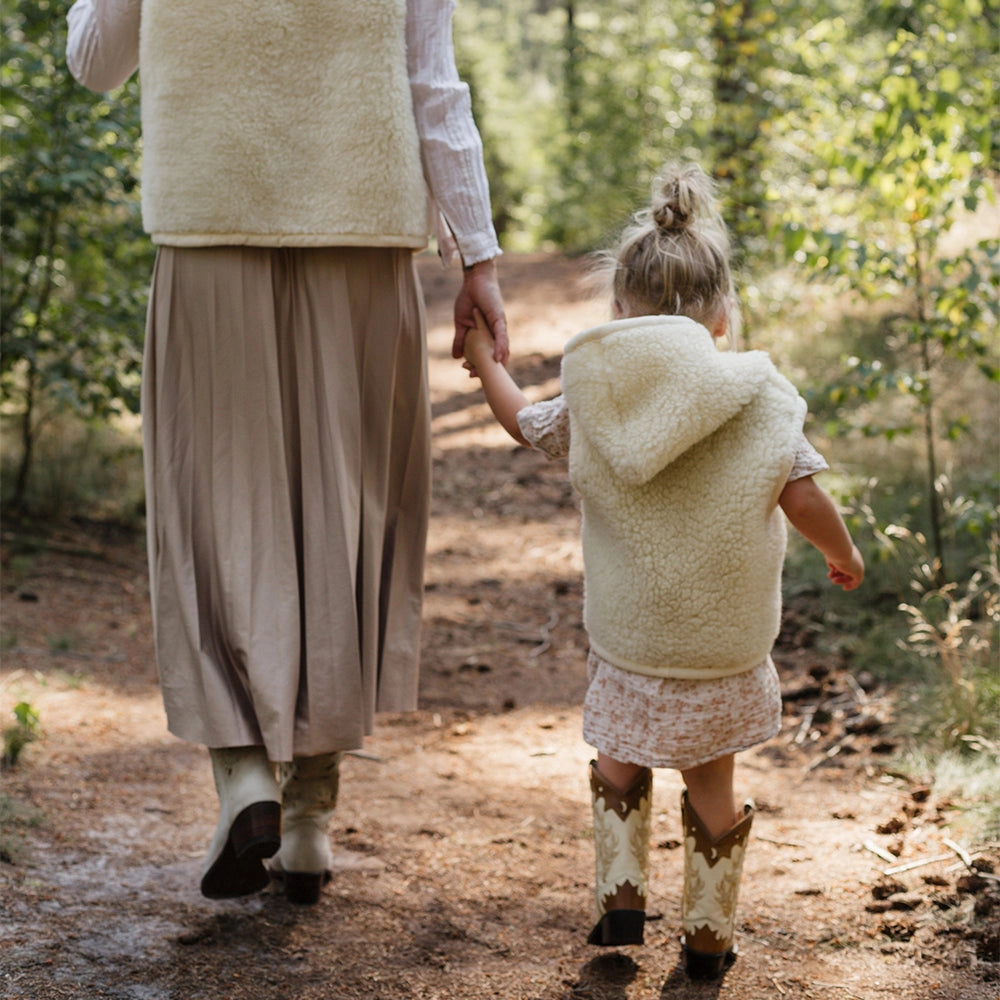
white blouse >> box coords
[65,0,500,266]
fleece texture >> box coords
[138,0,428,248]
[561,316,807,679]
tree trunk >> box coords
[914,235,947,587]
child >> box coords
[463,162,864,980]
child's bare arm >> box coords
[779,475,865,591]
[463,312,531,446]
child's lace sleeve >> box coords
[788,433,830,482]
[516,395,570,460]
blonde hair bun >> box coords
[650,163,718,233]
[597,159,736,336]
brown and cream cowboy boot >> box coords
[680,789,754,979]
[200,746,281,899]
[587,762,652,946]
[272,752,343,904]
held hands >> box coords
[461,308,496,380]
[459,309,531,446]
[827,545,865,592]
[454,258,508,366]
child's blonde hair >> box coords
[601,162,737,342]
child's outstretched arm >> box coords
[463,310,531,447]
[779,476,865,591]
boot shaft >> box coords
[588,762,652,946]
[680,790,754,975]
[278,752,344,817]
[276,752,344,882]
[209,746,279,815]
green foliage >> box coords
[455,0,720,253]
[546,1,717,251]
[2,701,41,769]
[772,0,999,585]
[453,0,562,248]
[1,0,151,510]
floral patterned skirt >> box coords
[582,651,782,771]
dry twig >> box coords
[757,835,809,849]
[793,706,817,745]
[943,837,974,869]
[883,852,953,876]
[863,839,898,864]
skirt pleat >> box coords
[142,246,429,761]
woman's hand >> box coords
[453,258,508,365]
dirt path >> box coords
[2,254,997,1000]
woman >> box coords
[67,0,508,904]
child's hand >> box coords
[827,545,865,591]
[458,310,531,446]
[462,309,497,379]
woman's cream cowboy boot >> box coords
[273,752,344,904]
[587,762,652,946]
[200,746,281,899]
[680,790,755,979]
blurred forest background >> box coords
[2,0,998,836]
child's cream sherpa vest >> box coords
[138,0,428,248]
[561,316,807,679]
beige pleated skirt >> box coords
[142,245,430,761]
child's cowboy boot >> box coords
[200,746,281,899]
[680,790,755,979]
[272,752,344,904]
[587,762,652,946]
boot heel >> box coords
[283,870,330,905]
[231,801,281,860]
[200,800,282,901]
[587,908,645,946]
[201,747,280,900]
[683,944,736,980]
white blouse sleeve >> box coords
[66,0,140,93]
[407,0,500,267]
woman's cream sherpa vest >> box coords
[561,316,807,679]
[138,0,428,248]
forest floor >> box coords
[1,253,998,1000]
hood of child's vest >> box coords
[561,315,777,486]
